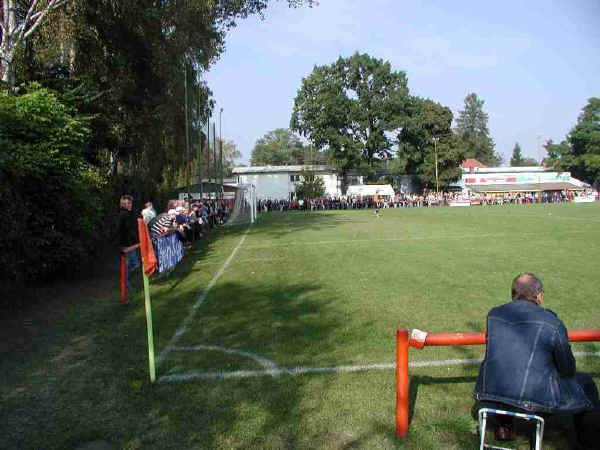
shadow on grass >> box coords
[0,255,343,449]
[255,210,368,240]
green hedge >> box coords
[0,84,107,299]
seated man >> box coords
[473,272,599,446]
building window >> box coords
[290,175,300,182]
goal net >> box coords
[226,184,258,226]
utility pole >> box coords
[219,108,224,201]
[433,136,440,194]
[206,118,211,200]
[184,64,190,203]
[197,86,203,201]
[213,122,217,200]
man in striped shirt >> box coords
[149,200,177,239]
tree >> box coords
[0,83,106,291]
[295,167,325,200]
[455,93,501,166]
[8,0,315,186]
[291,53,410,191]
[251,128,306,165]
[510,142,524,166]
[396,97,466,188]
[549,98,600,187]
[521,157,539,167]
[1,0,69,86]
[219,138,242,177]
[543,139,569,165]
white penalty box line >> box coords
[157,351,600,383]
[241,230,590,251]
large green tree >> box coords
[250,128,306,165]
[11,0,315,187]
[455,92,500,166]
[397,97,465,188]
[557,98,600,187]
[291,53,410,190]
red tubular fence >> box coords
[395,328,600,438]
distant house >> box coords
[460,159,487,172]
[232,165,342,200]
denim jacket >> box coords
[473,299,591,413]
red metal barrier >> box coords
[396,328,600,438]
[396,330,409,438]
[120,255,127,304]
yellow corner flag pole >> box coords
[142,270,156,382]
[137,218,157,383]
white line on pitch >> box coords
[241,230,589,250]
[171,345,280,371]
[157,352,600,383]
[156,228,251,366]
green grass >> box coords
[1,203,599,449]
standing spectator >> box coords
[141,202,156,224]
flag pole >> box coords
[137,218,156,383]
[142,270,156,382]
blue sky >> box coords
[205,0,600,165]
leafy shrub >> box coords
[0,84,107,299]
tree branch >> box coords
[21,0,69,41]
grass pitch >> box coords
[1,203,599,449]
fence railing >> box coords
[395,328,600,437]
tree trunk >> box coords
[1,0,17,85]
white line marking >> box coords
[157,351,600,382]
[157,228,250,366]
[171,345,280,371]
[242,230,590,250]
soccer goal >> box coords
[227,183,258,226]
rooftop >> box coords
[461,158,486,169]
[233,165,337,174]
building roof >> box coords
[462,166,549,174]
[470,182,584,193]
[461,159,486,169]
[232,165,336,174]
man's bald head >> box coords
[511,272,543,303]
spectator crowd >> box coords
[116,195,232,299]
[258,189,598,212]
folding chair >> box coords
[478,408,545,450]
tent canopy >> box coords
[346,184,395,197]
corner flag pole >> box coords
[142,270,156,382]
[137,218,157,383]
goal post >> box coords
[227,183,258,226]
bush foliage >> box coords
[0,84,107,295]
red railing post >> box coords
[120,255,127,304]
[396,329,409,438]
[398,328,600,438]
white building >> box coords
[232,165,342,200]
